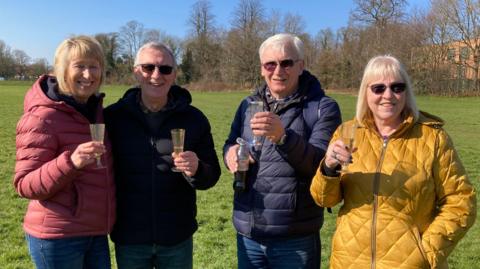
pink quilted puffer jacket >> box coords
[14,75,116,239]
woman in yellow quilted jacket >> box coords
[310,55,476,269]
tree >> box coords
[27,58,49,78]
[95,33,120,80]
[0,40,15,79]
[283,12,306,36]
[13,49,30,79]
[432,0,480,93]
[119,20,145,66]
[351,0,408,28]
[185,0,222,82]
[224,0,266,86]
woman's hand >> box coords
[70,141,106,169]
[325,139,356,169]
[172,151,199,177]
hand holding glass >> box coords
[339,124,357,172]
[89,124,105,169]
[248,101,264,150]
[171,128,185,172]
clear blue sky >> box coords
[0,0,430,64]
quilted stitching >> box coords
[311,113,476,269]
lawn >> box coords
[0,81,478,268]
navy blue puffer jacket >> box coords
[223,70,341,238]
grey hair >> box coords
[134,41,177,68]
[258,33,304,61]
[356,55,419,123]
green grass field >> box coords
[0,81,478,268]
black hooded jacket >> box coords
[104,85,220,245]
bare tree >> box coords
[265,9,282,36]
[28,58,50,78]
[95,33,120,80]
[13,49,30,79]
[119,20,145,66]
[225,0,266,86]
[432,0,480,93]
[0,40,15,78]
[283,12,306,36]
[351,0,408,27]
[183,0,223,83]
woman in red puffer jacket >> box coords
[14,35,115,269]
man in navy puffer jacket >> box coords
[224,33,342,269]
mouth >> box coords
[272,77,287,82]
[149,82,164,87]
[77,80,94,87]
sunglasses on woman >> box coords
[137,64,174,75]
[370,82,407,94]
[262,59,298,72]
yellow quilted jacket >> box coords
[310,111,476,269]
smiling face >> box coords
[260,45,304,99]
[64,57,102,103]
[134,47,176,109]
[366,76,406,128]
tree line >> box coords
[1,0,479,96]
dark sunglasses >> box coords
[262,59,297,72]
[138,64,174,75]
[370,82,407,94]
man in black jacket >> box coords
[105,42,220,269]
[224,33,342,268]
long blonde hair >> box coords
[356,55,419,124]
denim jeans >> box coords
[237,233,320,269]
[115,237,193,269]
[25,233,111,269]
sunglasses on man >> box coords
[137,64,174,75]
[370,82,407,94]
[262,59,298,72]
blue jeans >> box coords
[25,233,111,269]
[237,233,320,269]
[115,237,193,269]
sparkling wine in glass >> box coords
[339,123,357,172]
[89,123,105,169]
[171,128,185,172]
[248,101,264,151]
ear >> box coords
[297,60,305,75]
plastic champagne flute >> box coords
[89,123,105,169]
[171,128,185,172]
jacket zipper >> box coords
[150,137,158,240]
[371,136,388,269]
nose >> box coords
[150,67,163,79]
[82,67,95,78]
[382,87,395,98]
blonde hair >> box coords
[53,35,105,94]
[356,55,419,123]
[258,33,304,61]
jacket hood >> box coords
[24,75,104,120]
[358,110,445,139]
[23,75,66,113]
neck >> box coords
[141,96,167,112]
[374,118,402,137]
[270,87,297,100]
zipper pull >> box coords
[382,136,388,147]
